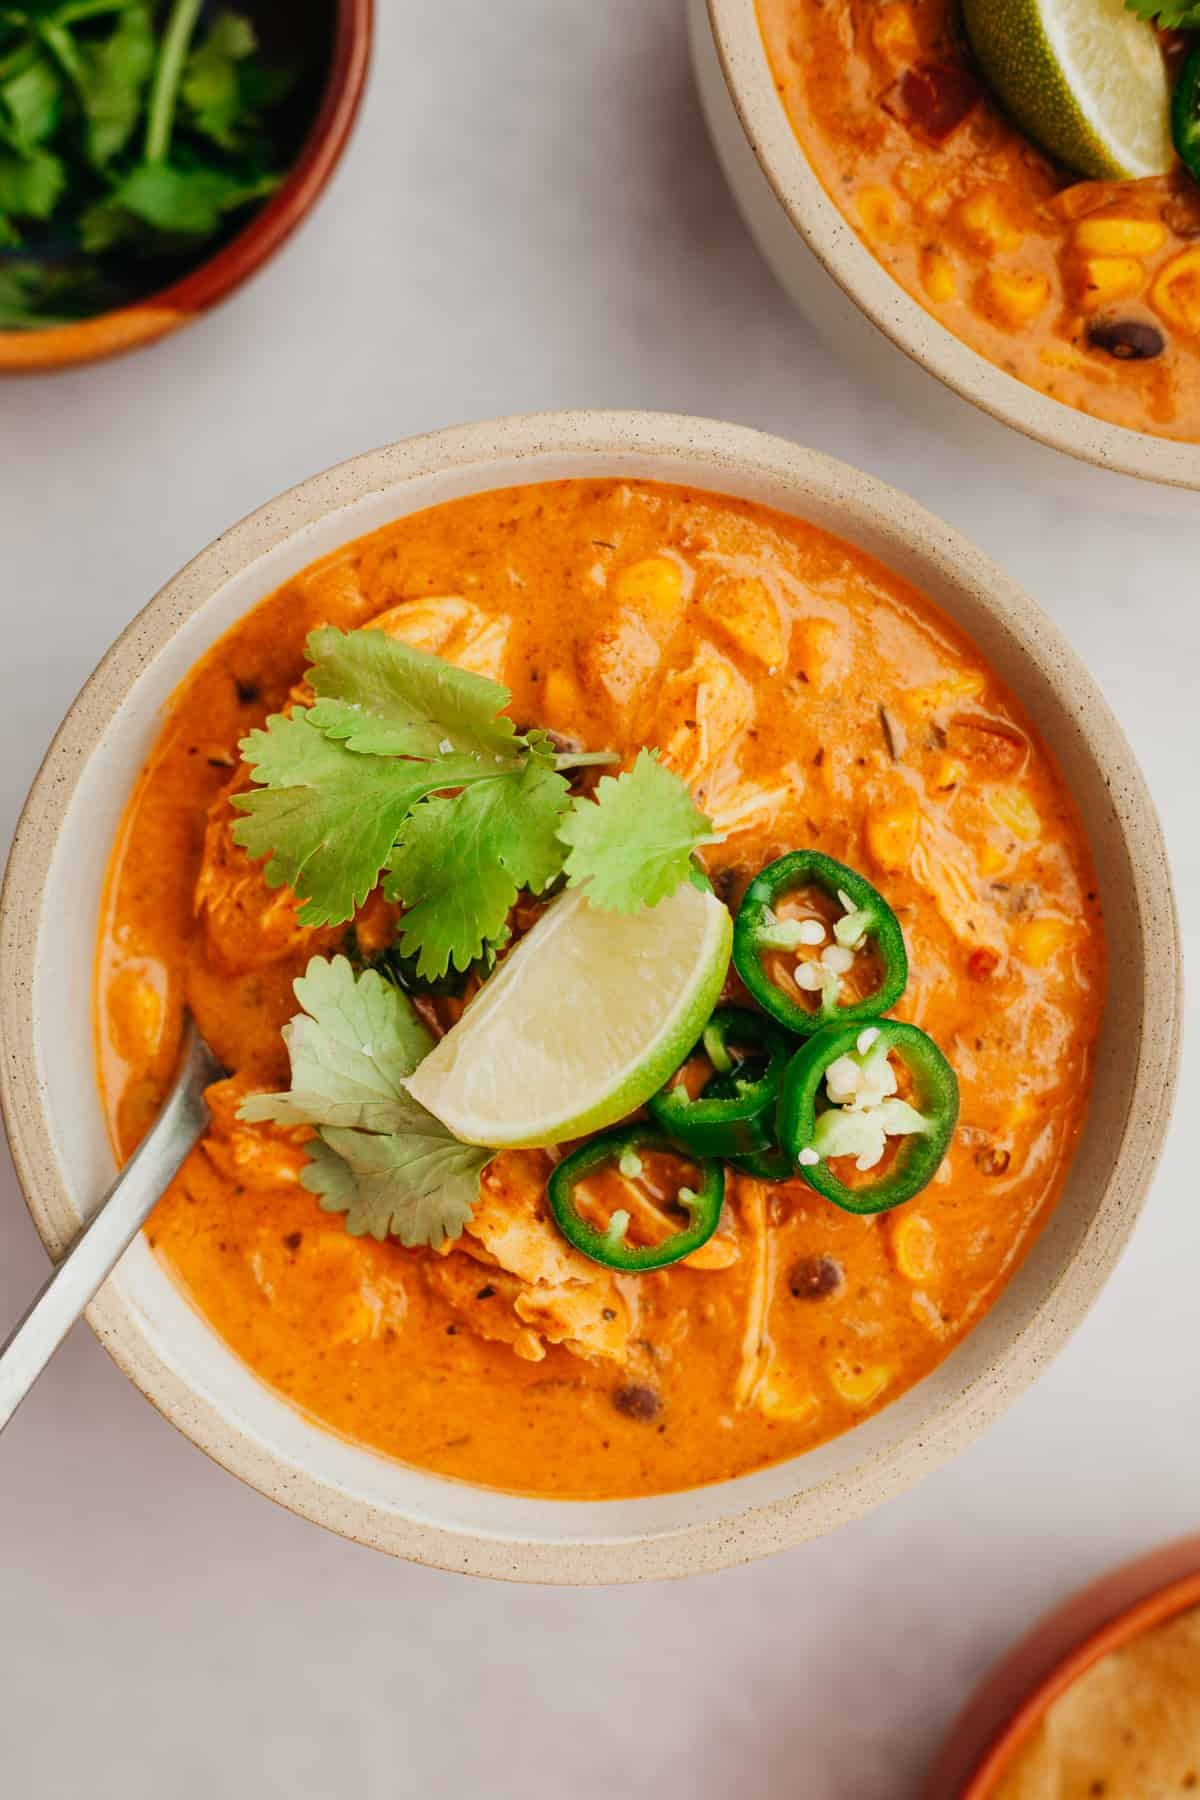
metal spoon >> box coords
[0,1022,222,1434]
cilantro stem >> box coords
[144,0,202,162]
[552,751,622,771]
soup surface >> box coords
[96,479,1104,1499]
[757,0,1200,441]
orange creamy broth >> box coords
[95,478,1104,1499]
[757,0,1200,440]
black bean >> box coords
[1087,318,1165,361]
[788,1254,844,1300]
[282,1231,302,1251]
[235,678,261,704]
[613,1384,660,1422]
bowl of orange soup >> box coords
[0,413,1179,1581]
[690,0,1200,492]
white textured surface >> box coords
[0,2,1195,1795]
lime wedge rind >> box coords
[964,0,1174,182]
[406,883,734,1149]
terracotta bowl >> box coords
[689,0,1200,499]
[0,0,372,376]
[926,1537,1200,1796]
[0,412,1181,1582]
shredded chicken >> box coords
[195,776,317,975]
[367,595,511,681]
[200,1074,312,1188]
[428,1152,637,1363]
[733,1177,773,1409]
[659,640,754,788]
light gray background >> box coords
[2,4,1196,1796]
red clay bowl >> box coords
[926,1537,1200,1796]
[0,0,372,375]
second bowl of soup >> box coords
[692,0,1200,491]
[0,412,1179,1580]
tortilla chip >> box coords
[994,1605,1200,1797]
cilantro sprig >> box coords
[0,0,302,327]
[1124,0,1200,24]
[239,956,491,1249]
[231,627,717,980]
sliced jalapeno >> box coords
[548,1126,724,1271]
[648,1005,793,1159]
[732,851,908,1036]
[1173,44,1200,184]
[777,1019,958,1214]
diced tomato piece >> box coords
[884,63,981,142]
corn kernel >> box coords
[1072,216,1166,256]
[893,1214,937,1283]
[931,757,966,792]
[543,666,585,729]
[977,842,1009,877]
[958,189,1023,254]
[858,185,903,244]
[701,575,786,669]
[987,786,1040,842]
[866,800,922,873]
[1016,916,1070,968]
[920,249,958,304]
[872,0,919,57]
[108,969,165,1064]
[1076,255,1146,313]
[758,1378,821,1424]
[1151,247,1200,337]
[902,670,986,717]
[612,555,688,628]
[793,615,842,689]
[978,268,1050,327]
[829,1361,891,1407]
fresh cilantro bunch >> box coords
[239,956,493,1249]
[232,627,719,981]
[0,0,300,326]
[1124,0,1200,27]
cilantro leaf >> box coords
[1124,0,1200,24]
[180,9,257,150]
[238,956,434,1132]
[303,1126,487,1250]
[1,56,62,150]
[81,160,276,249]
[238,954,491,1249]
[231,713,493,927]
[77,2,157,167]
[558,750,719,912]
[385,747,571,979]
[305,626,524,763]
[0,144,66,219]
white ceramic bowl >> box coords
[0,413,1181,1583]
[690,0,1200,504]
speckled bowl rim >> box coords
[0,411,1181,1583]
[704,0,1200,491]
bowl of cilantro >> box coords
[0,0,372,372]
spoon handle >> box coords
[0,1028,216,1434]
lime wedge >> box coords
[963,0,1174,181]
[406,882,733,1148]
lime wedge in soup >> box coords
[406,881,733,1149]
[963,0,1174,180]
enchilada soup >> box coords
[757,0,1200,441]
[95,480,1104,1499]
